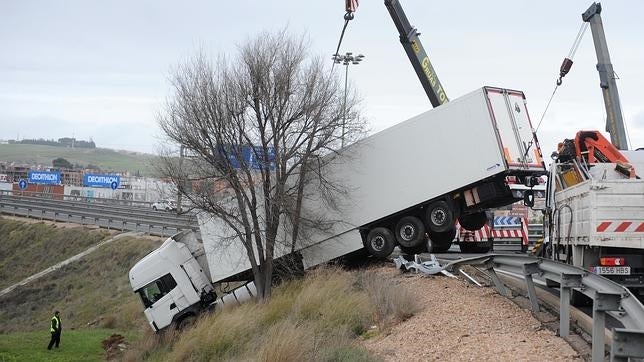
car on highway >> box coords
[151,200,177,212]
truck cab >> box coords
[129,232,215,331]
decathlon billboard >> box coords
[28,171,61,185]
[83,174,120,189]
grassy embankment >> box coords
[125,267,421,362]
[0,217,160,361]
[0,144,156,175]
[0,219,109,290]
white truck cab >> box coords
[129,232,215,331]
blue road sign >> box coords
[18,179,27,190]
[28,171,60,185]
[494,216,521,227]
[83,174,120,188]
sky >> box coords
[2,0,643,157]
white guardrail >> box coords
[444,254,644,362]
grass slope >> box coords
[0,231,159,333]
[126,267,421,362]
[0,219,110,290]
[0,144,156,175]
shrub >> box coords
[354,269,421,328]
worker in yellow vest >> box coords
[47,310,62,350]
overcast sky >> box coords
[2,1,643,157]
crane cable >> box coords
[540,22,588,131]
[522,22,590,162]
[331,6,357,72]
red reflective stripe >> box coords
[636,223,644,232]
[597,222,612,232]
[615,222,632,232]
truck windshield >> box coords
[136,273,177,308]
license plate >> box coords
[593,266,631,275]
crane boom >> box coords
[384,0,448,108]
[582,2,628,150]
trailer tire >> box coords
[459,242,491,253]
[365,227,395,258]
[425,200,455,233]
[399,243,428,256]
[458,212,488,231]
[395,216,426,247]
[429,228,456,253]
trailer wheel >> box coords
[395,216,425,247]
[459,242,491,253]
[365,227,395,258]
[425,200,455,233]
[428,228,456,253]
[458,212,488,231]
[399,243,428,256]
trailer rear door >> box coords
[485,87,544,172]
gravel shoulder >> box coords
[363,267,581,361]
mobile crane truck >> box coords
[543,2,644,302]
[129,1,547,331]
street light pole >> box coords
[332,52,364,148]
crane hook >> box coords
[557,57,574,86]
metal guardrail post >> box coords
[610,328,644,361]
[522,262,541,312]
[559,273,583,337]
[592,292,622,362]
[483,259,510,297]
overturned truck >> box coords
[129,86,547,331]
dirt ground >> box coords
[363,268,581,361]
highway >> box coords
[0,193,200,238]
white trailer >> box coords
[129,86,547,331]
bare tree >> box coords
[157,30,366,299]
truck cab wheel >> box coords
[458,212,488,231]
[176,315,197,330]
[395,216,426,247]
[365,227,395,258]
[425,200,455,233]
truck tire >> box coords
[395,216,426,247]
[365,227,395,258]
[458,212,487,231]
[459,242,491,253]
[425,200,455,233]
[176,314,197,330]
[429,228,456,253]
[399,243,428,256]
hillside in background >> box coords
[0,219,160,333]
[0,218,160,361]
[0,144,158,176]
